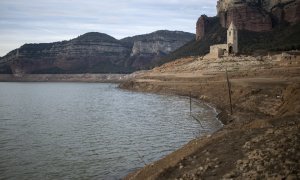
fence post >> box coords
[226,68,233,115]
[190,92,192,115]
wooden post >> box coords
[190,92,192,115]
[226,68,233,115]
[136,150,147,165]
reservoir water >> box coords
[0,83,222,179]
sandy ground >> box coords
[120,54,300,179]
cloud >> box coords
[0,0,218,56]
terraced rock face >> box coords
[121,30,195,69]
[216,0,300,32]
[0,31,194,75]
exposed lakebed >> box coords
[0,83,222,179]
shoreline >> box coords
[120,55,300,179]
[1,53,299,179]
[119,78,234,180]
[0,74,130,83]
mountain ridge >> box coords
[0,30,194,75]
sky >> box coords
[0,0,217,56]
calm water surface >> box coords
[0,83,222,179]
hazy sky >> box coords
[0,0,217,56]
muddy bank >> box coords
[121,55,300,179]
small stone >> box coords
[266,129,274,134]
[243,141,251,149]
[256,165,264,172]
[223,171,237,178]
[213,158,219,162]
[237,159,243,165]
[285,160,295,165]
[242,170,258,178]
[286,174,298,180]
[275,129,284,135]
[204,165,209,171]
[251,136,264,143]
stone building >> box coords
[208,22,238,58]
[227,22,238,54]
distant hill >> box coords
[0,31,194,75]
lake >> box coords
[0,83,222,179]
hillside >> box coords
[0,31,194,75]
[162,22,300,62]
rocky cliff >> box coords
[217,0,300,29]
[196,0,300,40]
[121,30,194,68]
[0,31,194,75]
[169,20,300,60]
[219,3,273,32]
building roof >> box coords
[229,22,237,30]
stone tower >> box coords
[227,22,238,54]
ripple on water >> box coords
[0,83,223,179]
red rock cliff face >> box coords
[282,1,300,24]
[224,4,273,32]
[196,16,217,41]
[271,1,300,24]
[217,0,300,31]
[196,0,300,41]
[196,15,208,41]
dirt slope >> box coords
[121,53,300,179]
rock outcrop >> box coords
[121,30,194,69]
[196,15,208,41]
[0,31,194,75]
[196,16,222,41]
[271,0,300,24]
[217,0,300,28]
[196,0,300,41]
[222,4,273,32]
[217,0,272,32]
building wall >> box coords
[209,44,228,58]
[208,22,238,58]
[227,24,238,53]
